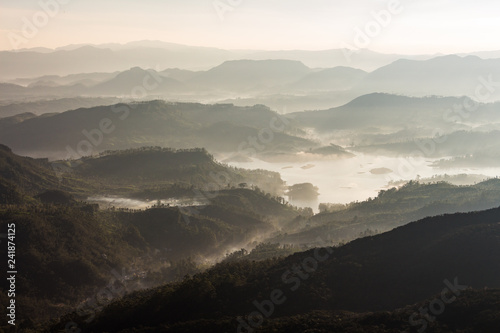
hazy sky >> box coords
[1,0,500,54]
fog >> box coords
[228,154,500,212]
[4,1,500,329]
[86,196,208,210]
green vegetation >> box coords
[71,146,286,197]
[0,144,287,205]
[2,142,500,332]
[0,189,302,329]
[286,183,319,201]
[273,179,500,245]
[45,206,500,332]
[0,100,316,160]
[308,143,355,158]
[0,145,306,329]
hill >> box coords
[0,100,315,160]
[0,44,234,79]
[50,205,500,332]
[292,93,470,133]
[0,145,307,327]
[71,147,286,196]
[10,72,118,87]
[0,97,119,118]
[356,55,500,99]
[0,143,288,204]
[188,59,312,92]
[273,179,500,245]
[88,67,184,95]
[0,144,63,197]
[291,93,500,151]
[0,83,27,99]
[287,66,367,92]
[0,193,295,328]
[0,42,426,80]
[353,129,500,159]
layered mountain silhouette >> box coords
[0,41,437,79]
[3,54,500,104]
[356,55,500,98]
[187,59,311,92]
[0,100,315,160]
[50,204,500,332]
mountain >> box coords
[0,44,235,79]
[205,188,300,225]
[0,144,306,328]
[53,290,500,332]
[10,72,119,87]
[0,144,62,197]
[188,59,312,92]
[160,68,198,82]
[0,100,314,160]
[0,41,436,80]
[0,46,117,79]
[0,97,119,118]
[291,93,466,133]
[291,93,500,138]
[197,121,314,154]
[51,205,500,332]
[466,49,500,58]
[70,147,286,196]
[0,83,27,99]
[272,179,500,245]
[286,66,367,92]
[353,129,500,158]
[244,48,434,71]
[217,90,360,112]
[87,67,184,95]
[0,141,291,211]
[6,52,500,108]
[0,112,39,130]
[309,143,355,157]
[0,142,289,203]
[0,190,293,327]
[356,55,500,99]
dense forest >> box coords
[2,33,500,332]
[0,144,310,328]
[2,142,500,332]
[43,206,500,333]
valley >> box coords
[1,4,500,330]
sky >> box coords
[1,0,500,54]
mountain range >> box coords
[0,41,438,79]
[0,100,315,160]
[48,204,500,332]
[3,54,500,109]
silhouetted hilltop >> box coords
[52,205,500,332]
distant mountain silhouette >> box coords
[292,93,468,132]
[0,41,436,79]
[160,68,198,82]
[0,100,313,159]
[287,66,367,92]
[88,67,184,95]
[188,59,311,92]
[11,71,119,87]
[357,55,500,98]
[0,97,118,118]
[0,44,234,79]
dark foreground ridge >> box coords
[48,205,500,332]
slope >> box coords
[57,205,500,332]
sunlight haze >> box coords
[1,0,500,53]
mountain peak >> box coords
[0,144,12,153]
[344,93,411,107]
